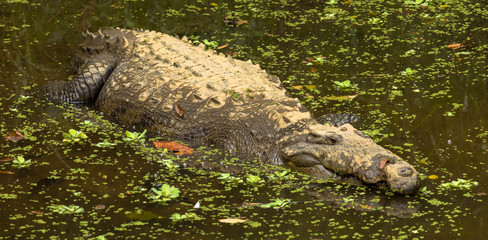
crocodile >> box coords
[44,28,420,194]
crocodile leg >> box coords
[44,54,116,104]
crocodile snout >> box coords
[384,162,420,195]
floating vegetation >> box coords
[439,179,479,191]
[147,184,180,203]
[62,129,88,143]
[333,80,358,91]
[246,174,264,186]
[94,140,117,148]
[260,198,291,209]
[217,173,243,184]
[49,204,85,215]
[11,156,31,169]
[192,39,219,50]
[170,212,204,222]
[122,129,147,143]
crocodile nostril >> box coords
[398,167,414,177]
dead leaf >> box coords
[379,158,390,169]
[303,57,314,65]
[321,94,358,101]
[174,103,184,117]
[5,131,24,142]
[290,85,304,90]
[243,202,261,206]
[360,204,373,209]
[0,157,13,162]
[428,175,439,180]
[237,20,248,26]
[153,141,194,155]
[447,36,474,49]
[310,67,317,73]
[475,192,486,196]
[0,171,15,175]
[447,43,462,49]
[223,17,248,27]
[219,217,247,224]
[223,17,239,26]
[305,85,316,90]
[217,44,229,50]
[95,204,106,210]
[31,211,44,215]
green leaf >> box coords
[125,131,134,138]
[69,129,77,136]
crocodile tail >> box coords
[43,81,71,104]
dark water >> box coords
[1,1,487,239]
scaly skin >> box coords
[44,28,420,194]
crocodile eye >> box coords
[307,133,342,145]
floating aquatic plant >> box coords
[148,184,180,203]
[11,156,31,169]
[63,129,87,143]
[123,129,146,143]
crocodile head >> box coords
[280,123,420,194]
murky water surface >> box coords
[1,1,487,239]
